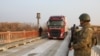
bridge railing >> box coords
[0,30,38,44]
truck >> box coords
[47,16,68,39]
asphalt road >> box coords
[0,39,63,56]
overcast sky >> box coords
[0,0,100,27]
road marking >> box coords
[22,40,57,56]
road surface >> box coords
[0,39,63,56]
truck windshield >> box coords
[48,20,64,26]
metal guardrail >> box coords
[0,30,38,44]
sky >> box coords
[0,0,100,27]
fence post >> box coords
[7,31,11,43]
[23,30,26,39]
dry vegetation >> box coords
[0,22,36,32]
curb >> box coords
[0,37,41,52]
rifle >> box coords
[67,24,76,56]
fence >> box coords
[0,30,38,44]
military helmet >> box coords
[79,13,90,22]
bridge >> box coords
[0,30,100,56]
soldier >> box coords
[38,27,43,36]
[72,13,94,56]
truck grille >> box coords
[50,29,61,37]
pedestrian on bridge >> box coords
[38,26,43,36]
[72,13,95,56]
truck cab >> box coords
[47,16,68,39]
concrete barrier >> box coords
[54,31,71,56]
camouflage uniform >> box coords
[73,24,93,56]
[73,13,94,56]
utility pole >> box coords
[36,13,40,29]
